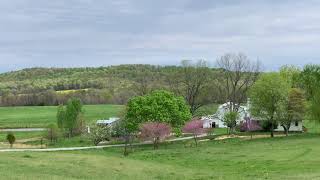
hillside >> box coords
[0,64,220,106]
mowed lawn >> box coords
[0,104,124,128]
[0,134,319,180]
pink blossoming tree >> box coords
[140,122,171,149]
[182,119,206,146]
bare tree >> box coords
[216,53,261,112]
[168,60,211,115]
[133,69,152,96]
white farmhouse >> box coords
[201,101,303,132]
[202,102,249,128]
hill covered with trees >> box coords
[0,64,223,107]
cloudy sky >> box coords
[0,0,320,72]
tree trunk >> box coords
[194,135,198,147]
[270,122,274,138]
[123,135,129,156]
[281,125,287,136]
[153,138,158,150]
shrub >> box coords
[6,133,16,148]
[47,123,59,143]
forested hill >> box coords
[0,64,220,106]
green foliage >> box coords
[300,65,320,123]
[6,133,15,148]
[0,65,221,106]
[279,65,301,88]
[0,104,123,129]
[89,125,111,146]
[223,111,239,132]
[1,134,320,179]
[64,98,84,137]
[46,123,59,143]
[56,104,65,129]
[300,64,320,98]
[125,90,192,132]
[249,73,290,136]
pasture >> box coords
[0,104,124,128]
[0,134,319,179]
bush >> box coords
[47,123,59,143]
[6,133,16,148]
[261,121,278,132]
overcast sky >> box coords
[0,0,320,72]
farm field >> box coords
[0,104,124,128]
[0,134,319,179]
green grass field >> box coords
[0,104,124,128]
[0,103,219,129]
[0,134,319,179]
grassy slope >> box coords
[0,134,320,179]
[0,104,124,128]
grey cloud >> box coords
[0,0,320,72]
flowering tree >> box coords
[182,120,206,146]
[240,118,262,139]
[140,122,171,149]
[240,118,262,132]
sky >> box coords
[0,0,320,72]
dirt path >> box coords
[0,128,46,132]
[0,134,209,152]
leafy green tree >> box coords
[223,111,239,134]
[249,73,290,137]
[65,98,83,137]
[56,104,65,129]
[278,88,305,136]
[125,90,192,133]
[300,65,320,98]
[300,65,320,125]
[280,65,301,88]
[6,133,16,148]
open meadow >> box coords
[0,104,124,128]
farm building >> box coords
[201,101,303,132]
[96,117,120,126]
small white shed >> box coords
[96,117,120,126]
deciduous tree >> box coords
[249,73,289,137]
[216,53,261,113]
[64,98,84,137]
[140,122,171,149]
[90,125,111,146]
[169,60,212,115]
[278,88,306,136]
[223,111,239,134]
[125,90,191,132]
[182,119,206,146]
